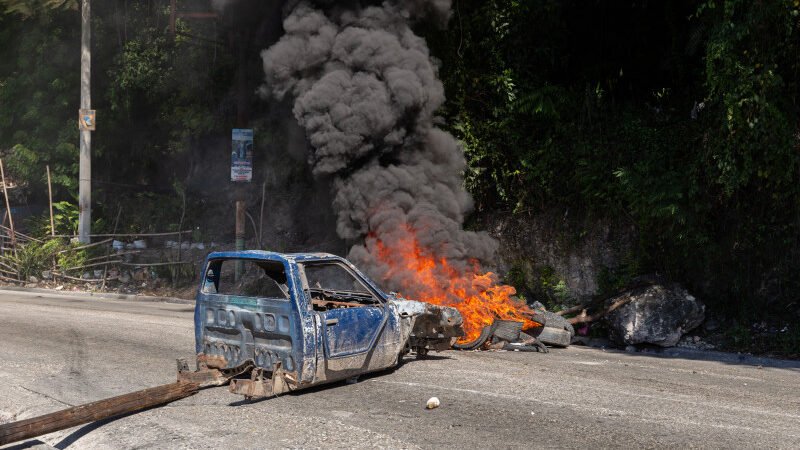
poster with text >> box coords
[231,128,253,182]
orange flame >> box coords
[371,227,541,342]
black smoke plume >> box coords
[260,0,500,297]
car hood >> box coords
[390,297,465,341]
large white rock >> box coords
[604,284,705,347]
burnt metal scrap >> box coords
[454,318,550,353]
[395,299,464,356]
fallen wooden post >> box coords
[0,358,253,446]
[0,381,200,446]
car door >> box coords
[301,262,396,373]
[197,257,301,374]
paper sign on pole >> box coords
[231,128,253,182]
[78,109,96,131]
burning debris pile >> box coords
[454,319,550,353]
[260,0,538,342]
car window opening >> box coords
[301,263,380,311]
[202,259,289,299]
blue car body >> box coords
[193,251,463,395]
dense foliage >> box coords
[1,0,799,318]
[425,0,800,315]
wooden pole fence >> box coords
[46,165,55,236]
[0,159,15,250]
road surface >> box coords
[0,290,798,449]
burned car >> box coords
[191,251,463,399]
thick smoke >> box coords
[211,0,233,11]
[260,0,499,296]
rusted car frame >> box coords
[191,251,463,399]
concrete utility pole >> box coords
[78,0,92,243]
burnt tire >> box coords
[530,311,574,347]
[453,322,498,350]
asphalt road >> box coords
[0,290,798,449]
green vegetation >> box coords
[13,238,90,280]
[14,239,61,280]
[426,0,800,317]
[504,261,573,309]
[723,322,800,358]
[596,253,642,298]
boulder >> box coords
[604,283,705,347]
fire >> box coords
[371,227,541,342]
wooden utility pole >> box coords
[259,181,265,248]
[46,165,55,236]
[0,159,15,248]
[169,0,176,35]
[78,0,92,244]
[235,200,245,280]
[234,28,250,280]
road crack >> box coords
[18,385,74,407]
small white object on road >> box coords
[426,397,440,409]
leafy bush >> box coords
[52,201,79,235]
[425,0,800,317]
[15,239,65,280]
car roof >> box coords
[203,250,389,299]
[205,250,344,264]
